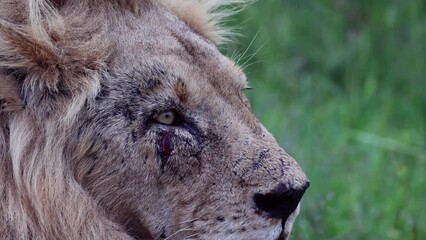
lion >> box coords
[0,0,309,239]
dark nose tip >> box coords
[253,182,310,222]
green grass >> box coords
[226,1,426,239]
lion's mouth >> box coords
[277,222,290,240]
[278,231,289,240]
[277,203,301,240]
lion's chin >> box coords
[278,203,301,240]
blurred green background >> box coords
[227,0,426,239]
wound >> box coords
[160,131,173,157]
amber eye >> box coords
[154,111,176,125]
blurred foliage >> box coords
[226,0,426,239]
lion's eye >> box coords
[154,111,176,125]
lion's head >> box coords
[0,1,309,239]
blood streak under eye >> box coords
[160,132,173,156]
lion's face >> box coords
[71,5,309,240]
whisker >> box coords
[167,218,212,239]
[183,233,199,239]
[236,28,261,64]
[164,228,195,240]
[230,49,240,62]
[170,217,200,227]
[241,60,263,70]
[240,42,265,69]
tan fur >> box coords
[0,1,309,239]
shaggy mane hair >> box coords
[0,0,250,239]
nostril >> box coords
[253,182,310,222]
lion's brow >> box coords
[123,64,176,94]
[171,32,197,58]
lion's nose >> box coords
[253,182,310,221]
